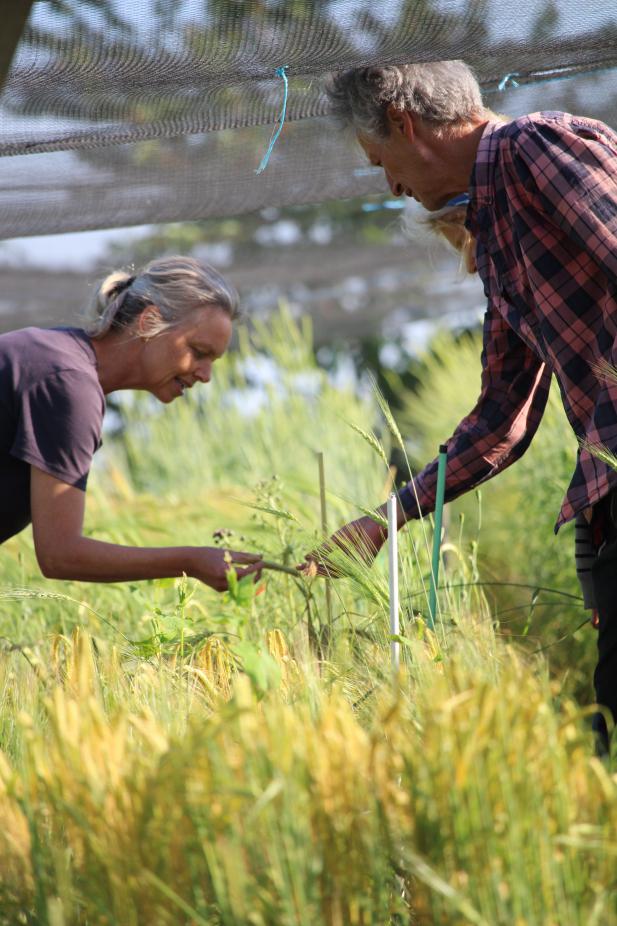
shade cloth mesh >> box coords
[1,0,617,238]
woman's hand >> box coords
[303,514,388,577]
[188,547,264,592]
[31,467,264,589]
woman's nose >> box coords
[195,361,212,383]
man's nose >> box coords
[386,171,403,197]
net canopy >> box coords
[1,0,617,239]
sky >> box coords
[0,225,150,270]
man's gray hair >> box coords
[326,61,485,139]
[87,255,240,338]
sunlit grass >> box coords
[0,310,611,924]
[0,630,615,925]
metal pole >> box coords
[428,444,448,630]
[387,493,400,671]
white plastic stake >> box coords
[387,493,400,671]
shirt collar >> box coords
[466,120,508,230]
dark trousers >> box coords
[590,491,617,754]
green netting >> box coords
[1,0,617,237]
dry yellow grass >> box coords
[0,628,615,925]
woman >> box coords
[0,255,263,591]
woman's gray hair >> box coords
[87,255,240,338]
[326,61,486,139]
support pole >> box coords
[428,444,448,630]
[387,493,400,671]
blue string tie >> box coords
[445,192,470,208]
[498,72,520,91]
[485,63,617,97]
[255,66,289,175]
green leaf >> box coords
[236,574,256,607]
[389,633,414,649]
[226,570,256,608]
[243,502,298,522]
[226,567,239,600]
[347,422,389,466]
[355,505,388,528]
[233,642,282,698]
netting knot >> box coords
[498,72,520,91]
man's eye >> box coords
[192,347,206,359]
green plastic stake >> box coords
[428,444,448,630]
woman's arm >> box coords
[30,467,262,591]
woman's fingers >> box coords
[229,550,263,565]
[235,562,264,582]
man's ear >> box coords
[137,304,162,339]
[386,104,415,142]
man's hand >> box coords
[302,514,388,578]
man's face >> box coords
[358,122,452,212]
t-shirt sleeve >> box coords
[10,369,104,490]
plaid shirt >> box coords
[399,111,617,531]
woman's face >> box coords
[139,305,233,403]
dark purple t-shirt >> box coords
[0,327,105,543]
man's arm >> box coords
[308,305,551,572]
[397,302,551,521]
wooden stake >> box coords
[387,493,400,672]
[428,444,448,630]
[316,451,333,636]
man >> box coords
[316,60,617,752]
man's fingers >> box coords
[300,560,319,578]
[297,559,320,578]
[299,556,342,579]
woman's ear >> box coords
[137,304,162,340]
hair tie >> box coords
[118,275,135,293]
[105,275,135,317]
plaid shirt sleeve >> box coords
[399,302,552,518]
